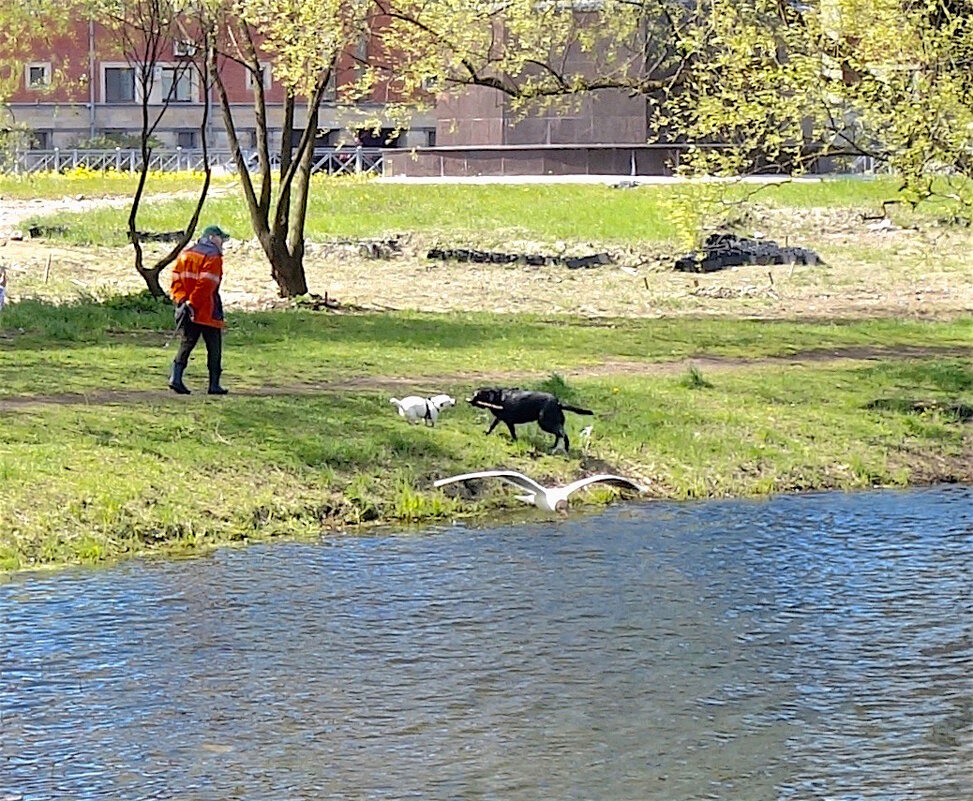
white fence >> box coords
[3,147,385,176]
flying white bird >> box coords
[433,470,646,514]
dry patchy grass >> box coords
[2,204,971,320]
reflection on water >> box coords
[1,486,971,800]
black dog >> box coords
[468,387,594,452]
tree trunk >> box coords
[136,265,167,298]
[212,31,331,299]
[121,19,211,300]
[264,234,308,297]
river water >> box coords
[2,486,971,800]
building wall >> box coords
[7,19,436,151]
[435,13,647,148]
[9,14,647,158]
[434,86,506,146]
[383,144,680,178]
[435,85,647,149]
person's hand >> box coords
[174,302,195,327]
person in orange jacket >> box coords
[169,224,230,395]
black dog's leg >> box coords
[486,417,501,435]
[505,421,518,440]
[549,428,569,454]
[539,407,569,454]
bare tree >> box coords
[97,0,214,298]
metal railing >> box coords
[2,147,385,176]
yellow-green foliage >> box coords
[392,479,456,522]
[379,0,972,224]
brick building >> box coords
[9,17,682,177]
[6,19,435,152]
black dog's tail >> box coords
[560,403,594,416]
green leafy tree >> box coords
[0,0,72,154]
[204,0,378,297]
[380,0,973,222]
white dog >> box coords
[390,394,455,426]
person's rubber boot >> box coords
[207,370,228,395]
[169,362,191,395]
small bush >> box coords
[102,290,171,314]
[537,372,580,402]
[680,365,713,389]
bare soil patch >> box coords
[2,200,971,319]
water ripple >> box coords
[1,486,970,800]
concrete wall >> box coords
[10,99,435,151]
[382,145,683,178]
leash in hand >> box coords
[163,302,191,348]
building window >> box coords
[104,66,136,102]
[172,40,198,57]
[246,64,271,91]
[26,62,51,90]
[30,130,52,150]
[161,67,193,103]
[177,130,197,149]
[323,70,337,102]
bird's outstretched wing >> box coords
[434,470,547,494]
[562,474,646,498]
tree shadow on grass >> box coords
[198,394,467,473]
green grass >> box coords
[2,294,970,397]
[17,175,918,247]
[1,294,970,572]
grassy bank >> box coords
[1,297,970,572]
[19,175,912,247]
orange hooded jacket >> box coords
[170,239,225,329]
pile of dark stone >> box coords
[135,230,187,242]
[26,224,68,238]
[674,232,821,273]
[358,237,403,259]
[427,247,612,270]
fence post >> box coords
[73,149,78,169]
[115,147,121,171]
[53,147,60,172]
[355,145,362,174]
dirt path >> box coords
[0,196,133,237]
[2,345,968,410]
